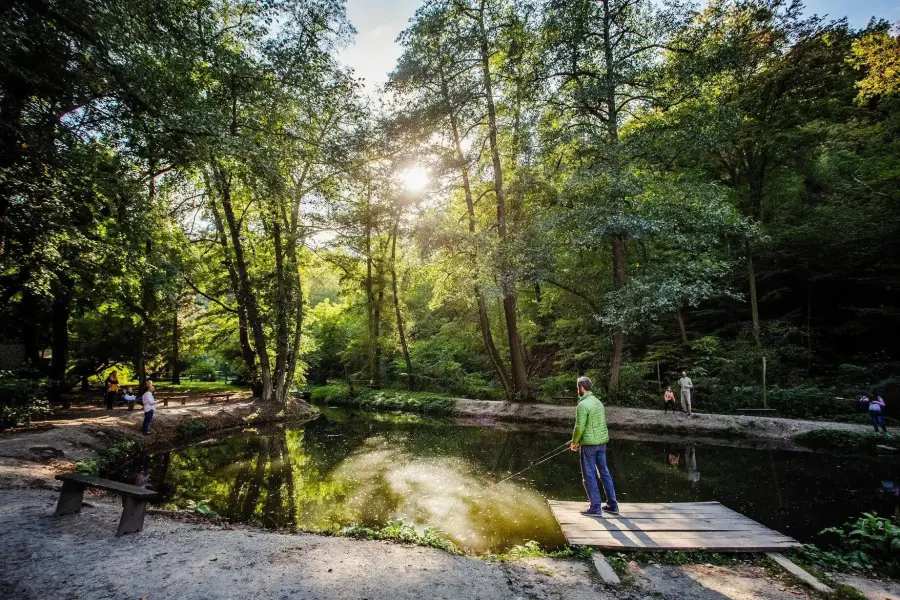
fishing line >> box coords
[489,442,573,488]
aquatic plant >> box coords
[797,512,900,577]
[340,520,461,554]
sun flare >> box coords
[400,166,429,192]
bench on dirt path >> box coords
[156,394,189,407]
[206,393,233,404]
[54,473,157,536]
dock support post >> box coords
[592,552,621,585]
[766,553,833,595]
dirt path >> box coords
[453,399,873,441]
[1,488,821,600]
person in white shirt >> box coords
[141,384,158,435]
[678,370,693,415]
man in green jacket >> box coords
[570,376,619,516]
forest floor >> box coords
[453,399,877,442]
[1,399,897,599]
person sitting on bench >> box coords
[122,387,137,411]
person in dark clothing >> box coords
[104,371,119,410]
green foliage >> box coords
[185,499,219,518]
[797,512,900,577]
[0,372,50,430]
[340,520,460,554]
[176,419,210,439]
[310,384,455,415]
[75,460,99,476]
[793,429,884,452]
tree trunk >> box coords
[50,279,72,407]
[171,303,180,385]
[676,305,688,345]
[476,5,528,400]
[748,251,761,346]
[374,272,384,388]
[208,189,257,384]
[215,163,273,401]
[391,214,413,390]
[364,186,377,385]
[601,0,628,398]
[440,64,513,398]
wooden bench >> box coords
[157,394,189,407]
[206,393,233,404]
[55,473,157,536]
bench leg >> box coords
[117,495,149,536]
[181,397,186,405]
[55,481,86,516]
[163,398,169,407]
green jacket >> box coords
[572,392,610,446]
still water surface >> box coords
[122,408,899,553]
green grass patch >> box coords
[490,540,594,561]
[339,520,461,554]
[793,429,886,452]
[309,384,455,415]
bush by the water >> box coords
[0,371,50,431]
[798,512,900,578]
[793,429,885,452]
[341,520,460,554]
[309,383,454,415]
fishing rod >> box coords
[489,440,573,487]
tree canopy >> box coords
[2,0,899,424]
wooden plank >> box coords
[553,520,775,532]
[592,553,621,585]
[548,500,800,553]
[56,474,157,498]
[564,530,796,543]
[766,553,834,595]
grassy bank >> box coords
[309,383,455,415]
[793,429,891,452]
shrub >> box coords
[308,384,455,415]
[340,520,460,554]
[0,371,50,431]
[793,429,882,452]
[798,512,900,577]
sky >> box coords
[338,0,900,90]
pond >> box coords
[118,408,900,554]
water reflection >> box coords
[119,410,899,553]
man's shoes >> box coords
[602,504,620,515]
[581,508,604,517]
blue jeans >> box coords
[580,444,618,512]
[871,413,887,432]
[142,410,154,435]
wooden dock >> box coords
[548,501,799,552]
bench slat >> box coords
[55,473,157,498]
